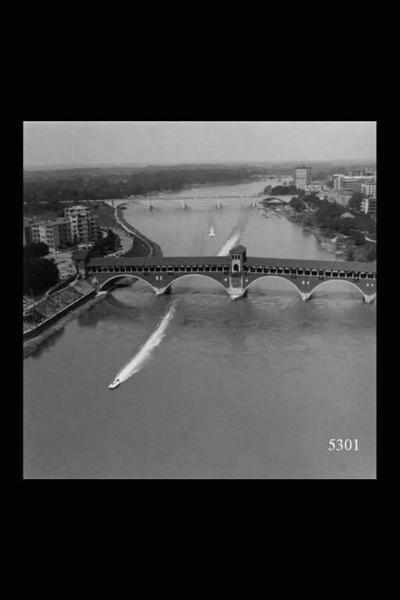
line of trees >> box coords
[24,166,262,214]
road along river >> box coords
[24,178,376,478]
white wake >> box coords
[110,302,176,386]
[217,232,241,256]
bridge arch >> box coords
[163,273,230,296]
[306,279,371,300]
[243,275,303,299]
[98,274,158,293]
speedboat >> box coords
[108,377,121,390]
[209,226,216,238]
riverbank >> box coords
[285,210,377,262]
[115,208,163,257]
[23,286,104,358]
[285,213,341,256]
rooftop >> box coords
[86,255,376,272]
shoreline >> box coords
[23,291,106,359]
[115,207,163,257]
[258,202,345,260]
[23,204,164,354]
[272,208,345,260]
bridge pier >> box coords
[363,293,376,304]
[227,287,246,300]
[300,292,312,302]
[154,286,170,296]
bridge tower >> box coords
[231,244,246,273]
[228,245,247,299]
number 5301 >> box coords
[328,439,359,451]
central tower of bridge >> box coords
[228,244,247,299]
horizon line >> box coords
[24,158,377,171]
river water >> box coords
[23,178,376,478]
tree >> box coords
[24,257,59,295]
[364,245,377,261]
[24,241,49,259]
[289,197,306,212]
[348,191,364,212]
[352,232,366,246]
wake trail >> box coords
[110,301,177,386]
[217,206,251,256]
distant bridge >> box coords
[83,245,377,303]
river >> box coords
[23,178,376,478]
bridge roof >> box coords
[87,255,376,272]
[246,257,376,272]
[87,256,230,267]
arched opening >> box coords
[233,264,239,272]
[163,273,230,296]
[99,274,157,294]
[244,275,302,299]
[307,279,370,301]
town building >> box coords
[348,169,375,177]
[77,242,96,250]
[361,182,376,198]
[29,218,72,249]
[305,183,323,193]
[361,197,377,215]
[333,174,376,192]
[327,190,353,207]
[295,166,312,190]
[64,205,100,244]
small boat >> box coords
[209,226,216,238]
[108,377,121,390]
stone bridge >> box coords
[83,245,377,303]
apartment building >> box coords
[361,197,377,215]
[64,205,100,243]
[295,166,312,190]
[29,218,72,249]
[333,174,376,192]
[361,182,376,198]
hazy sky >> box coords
[23,121,376,168]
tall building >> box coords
[64,205,100,243]
[295,166,312,190]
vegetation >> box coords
[91,229,120,256]
[267,184,299,195]
[24,257,59,296]
[23,242,49,259]
[24,165,267,214]
[289,196,307,212]
[348,191,364,212]
[287,191,376,262]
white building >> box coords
[295,166,312,190]
[64,205,100,243]
[361,182,376,198]
[333,174,376,192]
[361,197,377,215]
